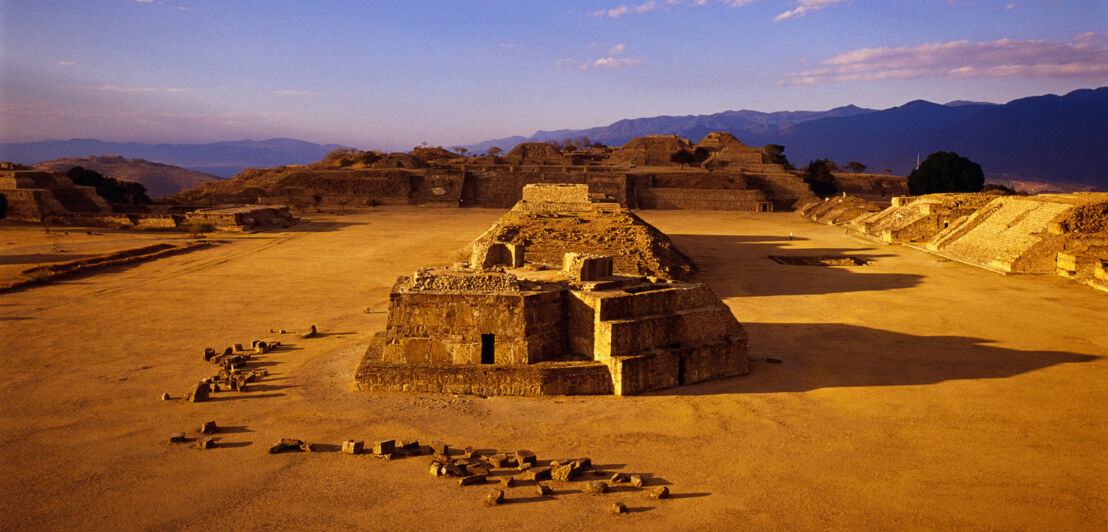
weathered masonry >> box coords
[355,185,749,396]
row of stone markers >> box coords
[265,435,672,514]
[168,420,222,449]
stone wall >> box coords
[634,188,772,211]
[380,291,530,365]
[355,360,614,396]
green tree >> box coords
[847,161,867,173]
[764,144,794,170]
[487,146,503,156]
[66,166,151,205]
[670,149,695,168]
[907,151,984,195]
[693,147,711,164]
[805,159,839,196]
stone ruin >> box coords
[0,163,296,232]
[355,184,749,396]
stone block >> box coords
[500,477,516,488]
[536,484,552,497]
[199,421,217,434]
[196,437,215,450]
[585,481,608,494]
[485,489,505,506]
[610,502,628,515]
[648,486,669,499]
[187,381,211,403]
[458,474,487,486]
[342,440,364,454]
[484,453,509,467]
[374,440,396,455]
[203,347,216,362]
[629,475,644,488]
[562,253,613,282]
[610,473,628,483]
[169,432,186,443]
[515,450,536,466]
[551,463,577,482]
[269,438,303,453]
[430,441,449,455]
[429,462,444,476]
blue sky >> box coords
[1,0,1105,151]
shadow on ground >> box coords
[671,234,921,296]
[651,322,1099,395]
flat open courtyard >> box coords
[1,208,1105,530]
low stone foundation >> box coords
[354,360,614,396]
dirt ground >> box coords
[1,208,1105,531]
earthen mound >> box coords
[503,143,565,165]
[610,135,693,167]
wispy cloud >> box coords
[498,42,524,51]
[56,60,75,66]
[590,0,757,18]
[779,33,1108,85]
[608,43,626,54]
[592,57,644,69]
[1005,2,1017,9]
[78,85,192,93]
[267,90,321,96]
[774,0,850,21]
[555,56,644,70]
[134,0,154,3]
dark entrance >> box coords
[480,334,495,364]
[677,356,686,385]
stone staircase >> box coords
[928,197,1074,273]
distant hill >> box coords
[32,155,221,198]
[466,87,1107,189]
[0,138,347,178]
[465,105,875,154]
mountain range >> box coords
[2,88,1104,190]
[466,87,1107,189]
[0,138,346,179]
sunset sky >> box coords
[1,0,1105,150]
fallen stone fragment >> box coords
[196,437,215,450]
[342,440,364,454]
[458,474,486,486]
[299,441,315,452]
[515,450,536,466]
[161,392,171,401]
[203,347,216,362]
[463,446,478,459]
[374,453,394,460]
[301,325,318,339]
[610,473,628,483]
[432,452,451,464]
[500,477,515,488]
[647,486,669,500]
[429,462,444,476]
[610,502,628,515]
[465,463,491,477]
[516,462,532,472]
[430,441,449,455]
[170,432,186,443]
[629,475,644,488]
[585,481,608,494]
[374,440,396,455]
[268,438,303,453]
[521,466,551,481]
[222,346,233,357]
[400,440,420,453]
[187,381,211,403]
[484,453,509,467]
[278,329,287,334]
[551,463,576,482]
[233,343,243,352]
[485,489,504,506]
[200,421,218,434]
[536,484,552,497]
[444,463,467,477]
[574,457,592,469]
[254,342,268,354]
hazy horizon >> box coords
[2,1,1105,151]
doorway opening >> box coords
[481,334,495,364]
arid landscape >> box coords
[2,206,1105,529]
[3,1,1105,529]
